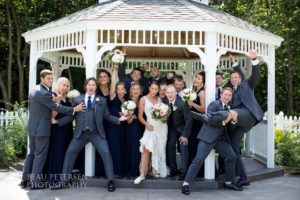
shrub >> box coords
[275,130,300,168]
[0,102,28,168]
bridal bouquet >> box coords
[67,89,80,104]
[121,100,137,118]
[109,49,125,63]
[151,103,171,123]
[182,88,197,101]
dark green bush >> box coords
[275,131,300,168]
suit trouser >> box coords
[167,128,189,173]
[22,135,50,185]
[61,133,114,181]
[184,138,237,184]
[230,108,257,178]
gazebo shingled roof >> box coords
[25,0,279,39]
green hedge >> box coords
[275,129,300,168]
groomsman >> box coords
[164,85,193,180]
[225,50,263,187]
[20,69,85,190]
[51,77,128,192]
[182,87,241,195]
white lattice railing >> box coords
[0,110,28,129]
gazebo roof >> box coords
[25,0,280,40]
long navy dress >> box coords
[45,99,84,181]
[123,101,144,178]
[188,87,204,177]
[106,95,126,177]
[95,88,110,177]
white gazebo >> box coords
[22,0,283,179]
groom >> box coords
[164,84,193,180]
[52,77,128,192]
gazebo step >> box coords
[85,166,284,189]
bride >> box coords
[134,81,168,184]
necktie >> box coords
[87,96,92,110]
[217,87,221,100]
[224,104,229,110]
[169,103,173,112]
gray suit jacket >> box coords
[194,100,233,144]
[61,94,120,139]
[28,84,74,137]
[225,63,263,123]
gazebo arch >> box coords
[23,0,283,179]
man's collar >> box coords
[41,83,50,91]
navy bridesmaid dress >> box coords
[106,95,126,177]
[188,87,204,176]
[95,88,110,177]
[123,102,144,178]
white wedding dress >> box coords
[139,96,168,178]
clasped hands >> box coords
[223,110,238,125]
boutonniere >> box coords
[95,97,101,102]
[173,106,177,111]
[227,105,231,110]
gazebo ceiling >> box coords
[24,0,280,40]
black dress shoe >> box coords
[19,180,29,188]
[237,179,250,187]
[181,185,190,195]
[224,183,243,191]
[107,181,115,192]
[168,170,178,177]
[50,181,71,190]
[178,173,186,181]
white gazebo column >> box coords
[187,32,226,179]
[267,46,275,168]
[78,30,99,176]
[203,32,218,179]
[28,41,42,93]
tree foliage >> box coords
[212,0,300,115]
[0,0,299,115]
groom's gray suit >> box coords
[60,94,120,181]
[22,84,75,185]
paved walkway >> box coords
[1,168,299,200]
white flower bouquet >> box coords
[182,88,197,101]
[67,89,80,104]
[121,100,137,118]
[151,103,171,123]
[109,49,125,63]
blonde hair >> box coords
[55,77,70,95]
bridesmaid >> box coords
[106,64,127,177]
[123,83,144,178]
[186,72,206,174]
[95,69,111,177]
[45,77,76,182]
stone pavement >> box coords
[0,168,299,200]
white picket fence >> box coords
[275,111,300,133]
[0,109,28,129]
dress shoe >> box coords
[134,176,145,184]
[181,185,190,195]
[19,180,29,188]
[178,173,186,181]
[168,170,178,177]
[107,180,115,192]
[237,178,250,187]
[224,182,243,191]
[50,181,71,190]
